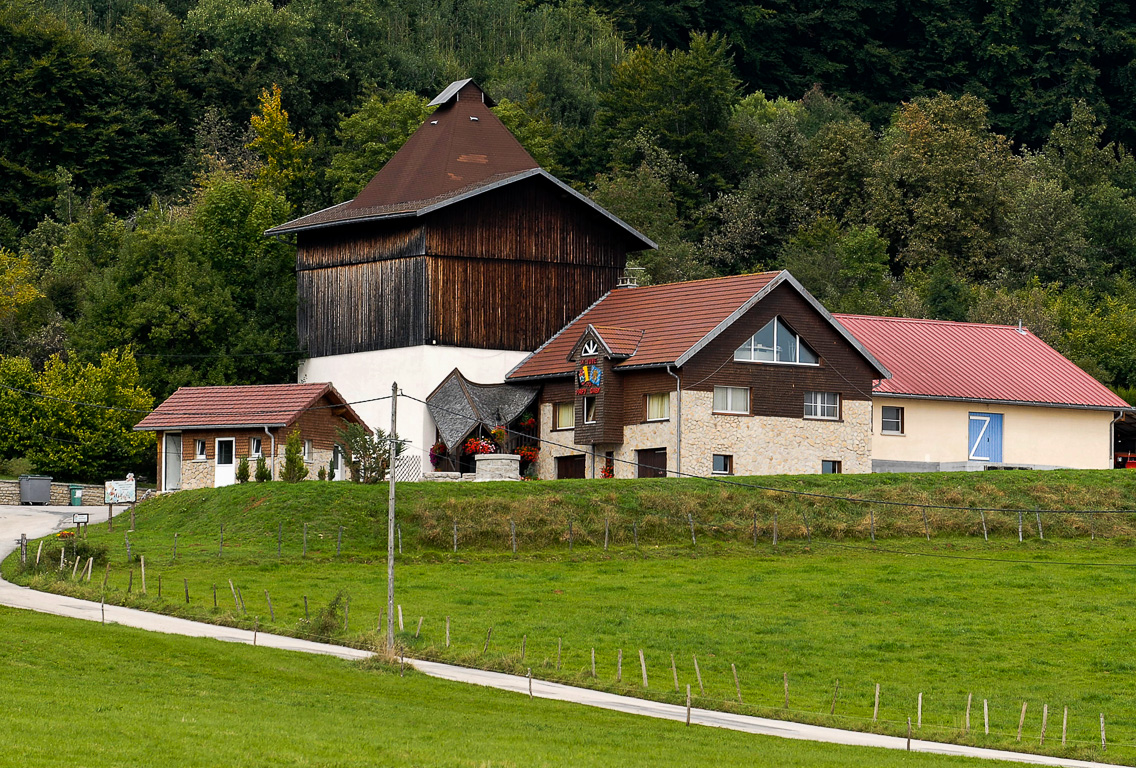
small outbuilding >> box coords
[835,314,1133,471]
[134,383,368,491]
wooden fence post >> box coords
[219,524,223,557]
[445,616,450,647]
[917,692,922,728]
[784,672,789,708]
[671,653,678,692]
[692,654,704,696]
[511,519,516,556]
[732,663,741,702]
[984,699,989,735]
[965,692,972,733]
[482,626,492,655]
[604,518,609,551]
[617,649,622,682]
[869,508,875,542]
[1040,703,1048,745]
[556,637,561,671]
[140,556,146,594]
[1062,706,1067,746]
[686,684,691,726]
[873,683,880,722]
[980,510,988,541]
[640,649,648,688]
[265,589,274,622]
[773,511,778,546]
[1018,702,1027,741]
[184,578,189,604]
[831,680,840,715]
[591,647,596,678]
[688,514,696,546]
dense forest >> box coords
[4,0,1136,476]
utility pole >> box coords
[386,381,398,651]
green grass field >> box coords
[7,473,1136,764]
[3,606,1041,768]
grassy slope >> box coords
[8,472,1136,763]
[2,606,1028,768]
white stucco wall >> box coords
[871,396,1116,469]
[298,345,531,475]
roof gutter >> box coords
[666,364,682,477]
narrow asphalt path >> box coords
[0,504,1120,768]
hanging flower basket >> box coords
[429,441,448,467]
[517,413,537,430]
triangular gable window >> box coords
[734,317,818,365]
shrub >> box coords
[282,430,308,483]
[236,457,250,483]
[317,466,327,481]
[255,456,270,482]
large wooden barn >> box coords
[267,80,654,471]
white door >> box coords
[163,433,182,491]
[215,438,236,487]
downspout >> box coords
[666,364,682,476]
[264,426,276,481]
[1110,411,1124,468]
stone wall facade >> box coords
[535,391,872,478]
[176,446,340,490]
[0,480,107,506]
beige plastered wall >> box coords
[536,391,873,478]
[871,396,1115,469]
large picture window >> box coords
[735,317,818,365]
[645,393,670,421]
[804,391,840,420]
[713,386,750,414]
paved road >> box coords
[0,504,1119,768]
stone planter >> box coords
[474,453,521,481]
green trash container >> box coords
[69,484,83,506]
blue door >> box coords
[968,413,1003,462]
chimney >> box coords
[616,267,644,288]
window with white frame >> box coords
[303,439,313,459]
[804,391,840,420]
[250,437,263,457]
[712,454,733,475]
[734,317,819,365]
[713,386,750,414]
[881,405,904,434]
[645,392,670,421]
[553,401,575,430]
[194,439,207,460]
[583,396,597,424]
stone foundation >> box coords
[474,453,521,481]
[535,392,873,479]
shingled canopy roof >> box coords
[134,383,367,431]
[265,80,654,250]
[508,271,888,381]
[426,369,538,452]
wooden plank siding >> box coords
[423,178,632,265]
[298,257,428,357]
[293,178,638,357]
[296,221,425,270]
[426,257,620,350]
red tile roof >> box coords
[591,325,644,357]
[134,383,367,431]
[510,273,780,378]
[834,314,1131,410]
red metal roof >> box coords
[509,273,781,379]
[134,383,367,431]
[834,314,1130,410]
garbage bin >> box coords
[18,475,52,505]
[69,484,83,506]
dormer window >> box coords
[734,317,818,365]
[581,339,600,356]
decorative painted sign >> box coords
[104,475,136,504]
[576,362,602,396]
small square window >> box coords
[713,386,750,414]
[881,406,904,434]
[250,437,263,457]
[821,460,842,474]
[553,401,575,430]
[303,439,313,459]
[712,454,733,475]
[646,392,670,421]
[583,396,597,424]
[194,439,207,460]
[805,391,840,420]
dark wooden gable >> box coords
[681,282,879,417]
